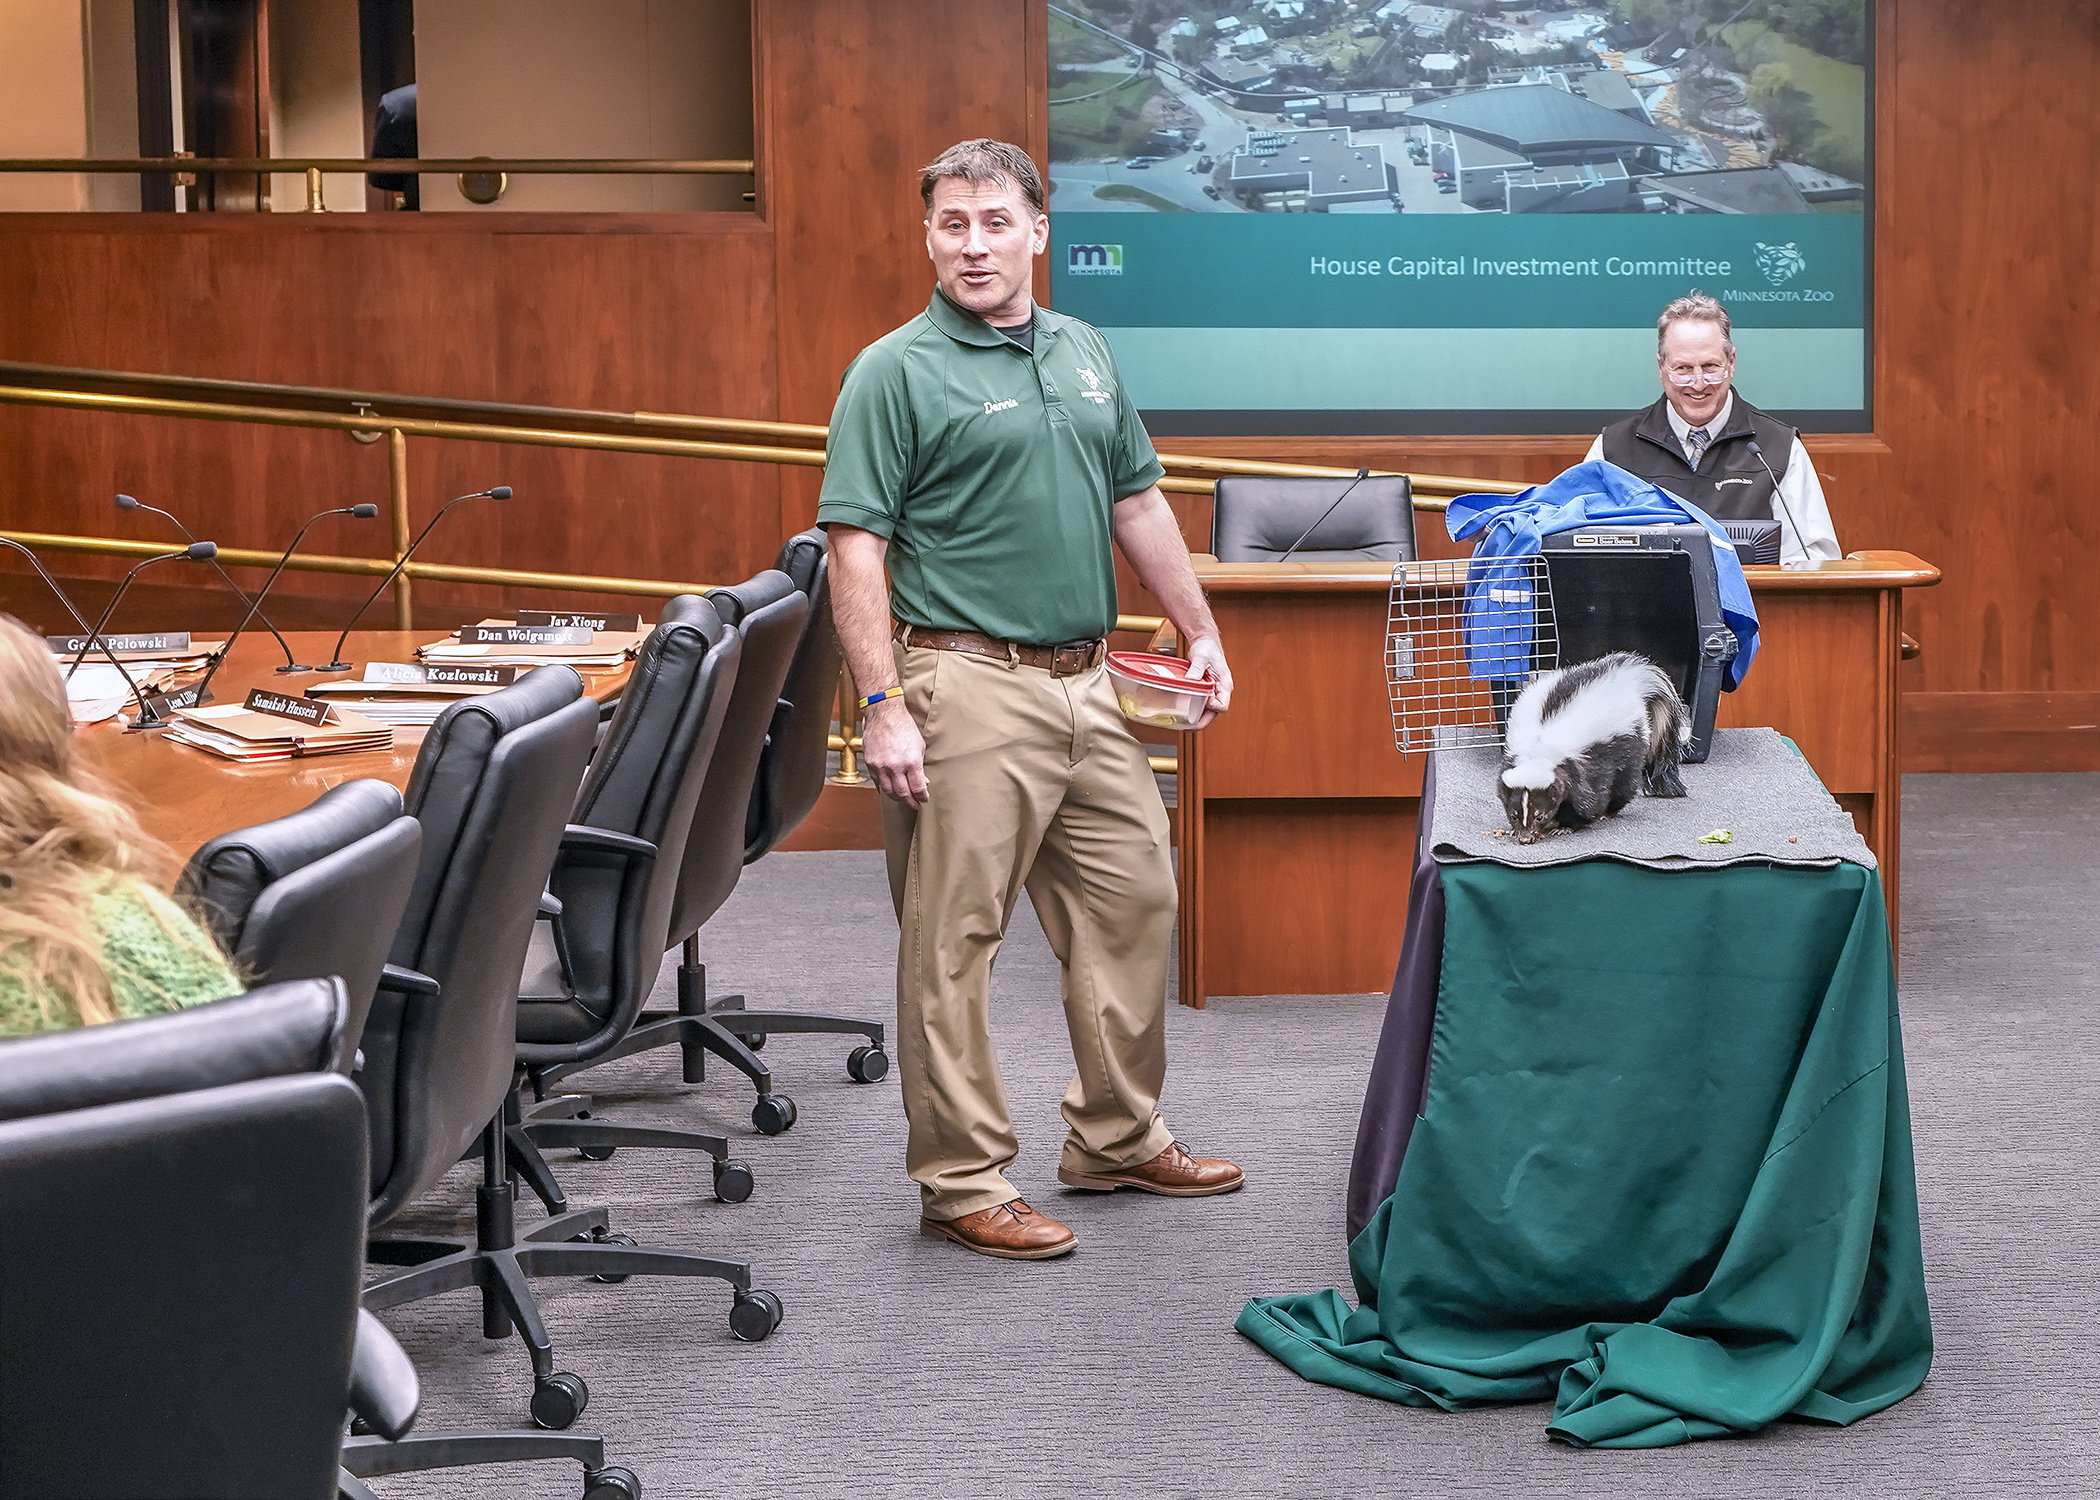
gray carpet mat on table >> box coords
[1431,725,1875,869]
[369,773,2097,1499]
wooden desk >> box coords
[1176,552,1940,1007]
[80,631,632,857]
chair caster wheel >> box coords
[751,1093,796,1135]
[847,1045,889,1083]
[729,1287,783,1342]
[586,1229,636,1283]
[583,1465,643,1500]
[713,1158,755,1203]
[531,1370,589,1430]
[734,1030,767,1052]
[578,1143,617,1162]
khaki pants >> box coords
[881,642,1178,1221]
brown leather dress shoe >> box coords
[1058,1141,1244,1197]
[919,1198,1077,1260]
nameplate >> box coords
[457,625,595,646]
[515,610,640,634]
[364,662,521,688]
[143,684,208,717]
[48,631,192,654]
[245,688,336,726]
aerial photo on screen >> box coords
[1048,0,1869,217]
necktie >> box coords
[1687,427,1710,466]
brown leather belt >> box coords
[893,622,1105,677]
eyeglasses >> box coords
[1663,362,1731,388]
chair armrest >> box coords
[1147,621,1179,655]
[557,825,658,864]
[348,1309,420,1442]
[379,964,440,998]
[1900,632,1920,661]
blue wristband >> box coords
[857,686,903,710]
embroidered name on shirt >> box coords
[1714,476,1756,485]
[983,398,1019,414]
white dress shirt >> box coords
[1584,393,1842,566]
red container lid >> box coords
[1106,651,1212,690]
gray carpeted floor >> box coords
[370,774,2100,1499]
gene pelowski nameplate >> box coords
[245,688,335,726]
[456,625,595,647]
[47,631,192,654]
[364,662,521,688]
[515,610,642,634]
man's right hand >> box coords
[860,697,929,806]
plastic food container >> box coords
[1105,651,1215,730]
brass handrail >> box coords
[0,365,1529,785]
[0,529,714,601]
[0,385,827,467]
[0,157,755,175]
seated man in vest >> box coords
[1586,293,1841,566]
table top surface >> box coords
[79,630,630,858]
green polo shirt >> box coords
[816,288,1164,645]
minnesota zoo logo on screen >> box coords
[1755,243,1807,285]
[1725,242,1832,303]
[1067,244,1124,276]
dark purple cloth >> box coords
[1345,752,1447,1241]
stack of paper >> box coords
[415,619,646,670]
[167,702,393,763]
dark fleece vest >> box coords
[1598,393,1797,522]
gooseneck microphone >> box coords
[1275,467,1373,564]
[115,493,300,671]
[318,485,511,673]
[187,503,380,707]
[64,541,217,728]
[1744,437,1809,566]
[1,537,156,717]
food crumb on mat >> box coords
[1696,829,1734,845]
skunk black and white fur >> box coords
[1499,652,1690,845]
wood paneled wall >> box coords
[2,0,2095,767]
[0,214,782,618]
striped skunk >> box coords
[1499,652,1690,845]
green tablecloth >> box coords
[1238,860,1931,1447]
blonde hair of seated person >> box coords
[0,613,209,1027]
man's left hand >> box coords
[1185,634,1232,730]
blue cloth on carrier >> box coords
[1445,460,1760,690]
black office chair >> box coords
[745,527,839,859]
[725,529,889,1072]
[0,981,359,1499]
[509,596,758,1211]
[358,667,778,1435]
[538,566,884,1135]
[0,979,637,1500]
[178,778,423,1058]
[1210,472,1417,562]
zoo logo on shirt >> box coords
[1074,367,1114,404]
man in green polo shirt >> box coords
[820,138,1244,1261]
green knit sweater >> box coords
[0,880,240,1038]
